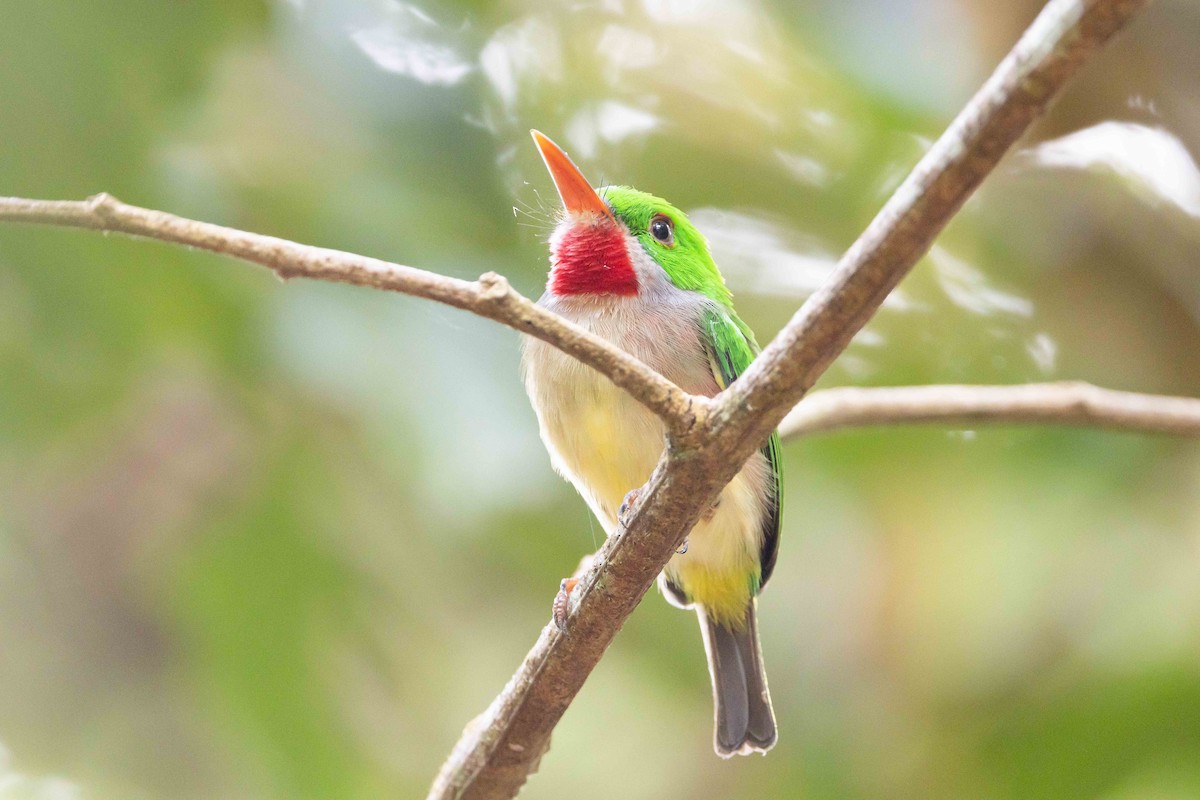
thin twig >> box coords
[0,194,703,435]
[781,382,1200,439]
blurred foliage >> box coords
[1,1,1199,798]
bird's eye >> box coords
[649,215,675,246]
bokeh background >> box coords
[2,1,1199,798]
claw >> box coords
[553,578,579,633]
[676,538,689,555]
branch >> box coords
[0,194,702,434]
[708,0,1151,454]
[428,453,713,798]
[432,1,1151,798]
[781,383,1200,439]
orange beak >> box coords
[530,130,615,222]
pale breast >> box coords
[521,292,718,531]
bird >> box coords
[520,130,782,757]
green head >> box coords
[599,185,733,307]
[531,130,732,306]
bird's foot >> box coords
[676,538,689,554]
[618,487,642,527]
[553,578,580,633]
[552,552,595,632]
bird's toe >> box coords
[553,578,580,633]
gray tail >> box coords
[698,601,777,757]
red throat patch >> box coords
[549,221,638,297]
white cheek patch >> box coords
[622,232,675,298]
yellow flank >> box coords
[569,397,768,631]
[527,328,771,634]
[676,560,754,628]
[579,405,634,512]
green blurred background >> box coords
[2,1,1199,798]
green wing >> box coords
[701,305,783,592]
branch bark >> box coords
[707,0,1153,457]
[0,194,703,435]
[781,382,1200,439]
